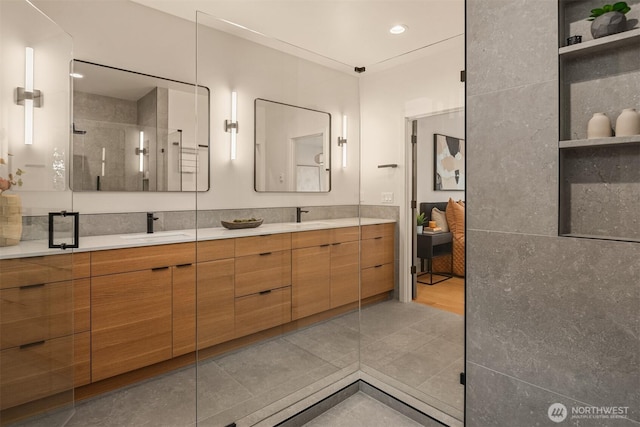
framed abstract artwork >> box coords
[434,133,465,191]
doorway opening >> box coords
[408,109,465,316]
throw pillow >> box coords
[446,198,465,235]
[431,207,449,232]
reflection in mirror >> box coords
[71,60,210,192]
[254,98,331,192]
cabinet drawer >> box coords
[361,263,394,299]
[0,252,90,290]
[291,229,331,249]
[235,250,291,297]
[0,335,74,410]
[91,242,195,276]
[197,239,235,263]
[332,226,360,244]
[235,287,291,338]
[1,281,73,350]
[361,235,394,269]
[74,331,91,387]
[235,233,291,257]
[361,223,394,240]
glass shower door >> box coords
[0,1,75,425]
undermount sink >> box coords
[120,231,190,240]
[294,221,332,227]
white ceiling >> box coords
[131,0,465,74]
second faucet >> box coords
[296,207,309,223]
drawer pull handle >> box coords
[374,264,383,268]
[332,243,341,246]
[320,244,330,247]
[20,340,45,349]
[259,252,272,256]
[374,236,383,240]
[152,266,170,271]
[259,290,272,295]
[20,283,46,290]
[176,263,193,268]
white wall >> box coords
[359,35,465,301]
[27,0,360,214]
[416,110,465,205]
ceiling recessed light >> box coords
[70,72,83,78]
[389,24,408,35]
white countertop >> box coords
[0,217,395,259]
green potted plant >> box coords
[416,212,426,234]
[588,2,631,39]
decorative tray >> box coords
[221,218,264,229]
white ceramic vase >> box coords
[587,112,612,139]
[615,108,640,136]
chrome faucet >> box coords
[147,212,159,233]
[296,207,309,223]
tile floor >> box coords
[12,300,463,427]
[302,392,424,427]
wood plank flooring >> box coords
[414,276,464,315]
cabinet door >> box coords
[361,264,394,299]
[91,268,172,381]
[172,263,196,357]
[330,241,359,308]
[197,259,235,349]
[292,245,331,320]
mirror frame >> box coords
[254,98,331,193]
[71,59,211,192]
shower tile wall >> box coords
[466,1,640,426]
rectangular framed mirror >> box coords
[71,60,210,192]
[254,98,331,192]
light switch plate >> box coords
[381,192,393,203]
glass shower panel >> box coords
[359,108,466,421]
[0,1,75,425]
[195,11,361,426]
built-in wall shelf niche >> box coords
[559,135,640,149]
[558,27,640,58]
[558,0,640,242]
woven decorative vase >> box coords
[0,194,22,246]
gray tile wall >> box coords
[467,1,640,426]
[20,205,361,240]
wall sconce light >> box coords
[16,47,42,145]
[224,91,238,160]
[136,131,147,172]
[337,115,347,168]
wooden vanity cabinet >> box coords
[292,227,360,320]
[90,243,194,381]
[360,223,395,299]
[0,252,90,410]
[234,234,292,337]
